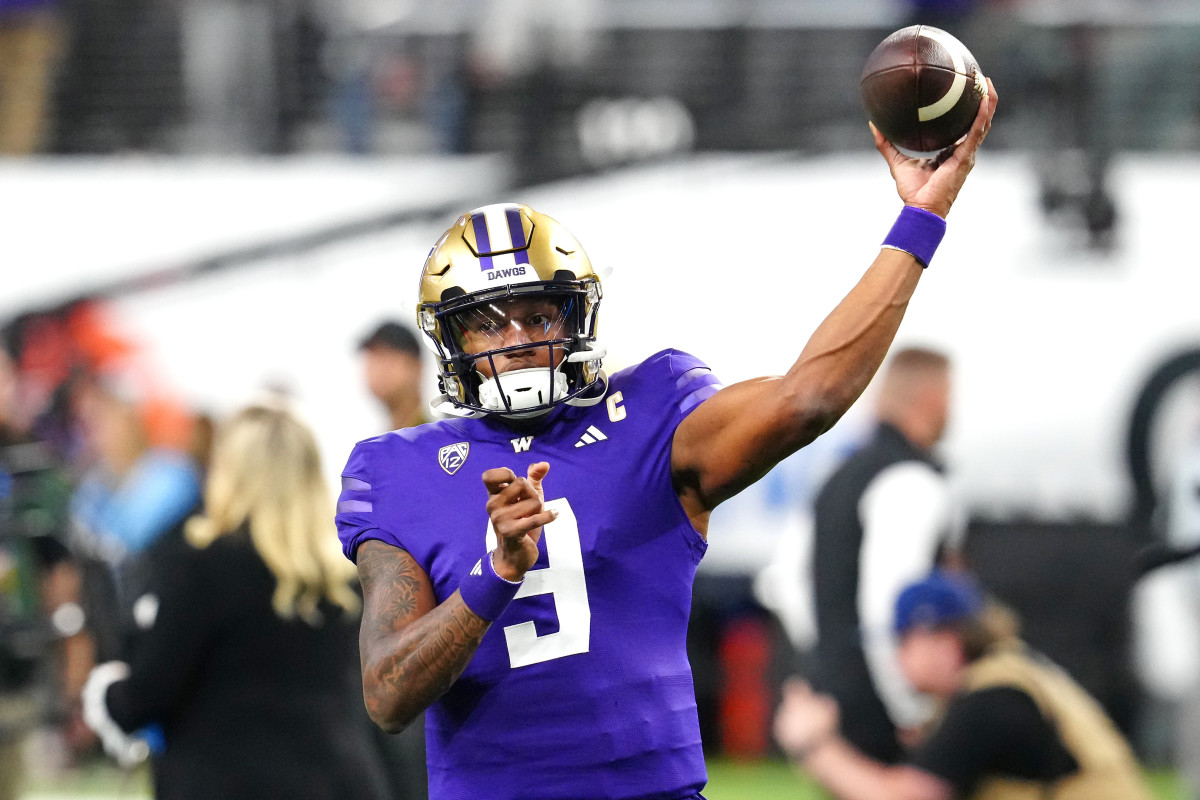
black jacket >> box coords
[105,533,390,800]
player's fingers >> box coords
[485,480,533,519]
[492,487,554,519]
[963,77,997,150]
[935,87,994,176]
[493,494,545,523]
[486,483,529,522]
[524,508,558,537]
[526,461,550,499]
[979,78,998,142]
[482,467,517,495]
[498,475,540,503]
[494,502,557,541]
[870,122,901,165]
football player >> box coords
[336,82,997,800]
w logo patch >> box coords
[438,442,470,475]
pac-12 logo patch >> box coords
[438,442,470,475]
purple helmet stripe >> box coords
[505,206,531,265]
[472,213,494,271]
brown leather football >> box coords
[860,25,986,158]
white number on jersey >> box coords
[485,498,591,668]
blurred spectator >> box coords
[1168,428,1200,797]
[0,0,61,155]
[808,347,962,763]
[69,374,201,665]
[186,412,215,484]
[774,570,1154,800]
[0,345,83,799]
[51,0,182,153]
[468,0,599,184]
[355,319,429,799]
[80,403,391,800]
[1132,421,1200,795]
[312,0,411,155]
[176,0,323,154]
[358,320,427,431]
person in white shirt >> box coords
[807,347,963,763]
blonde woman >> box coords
[82,405,390,800]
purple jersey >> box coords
[337,349,722,800]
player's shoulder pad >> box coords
[612,348,724,416]
[613,348,711,382]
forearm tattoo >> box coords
[358,542,490,727]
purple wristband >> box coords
[458,551,522,621]
[881,206,947,268]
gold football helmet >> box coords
[417,203,606,417]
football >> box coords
[860,25,987,158]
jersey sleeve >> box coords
[335,437,397,563]
[667,352,720,419]
[650,349,724,421]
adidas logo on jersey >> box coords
[470,559,483,577]
[574,425,608,448]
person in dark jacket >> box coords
[808,347,960,763]
[81,402,390,800]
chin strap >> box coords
[430,341,609,418]
[564,341,608,408]
[564,370,608,408]
[568,343,607,362]
[477,367,570,414]
[429,394,485,419]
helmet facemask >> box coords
[422,279,605,418]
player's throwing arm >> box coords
[669,81,997,527]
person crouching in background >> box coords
[774,570,1153,800]
[81,403,390,800]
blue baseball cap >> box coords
[893,570,983,636]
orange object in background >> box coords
[13,299,194,452]
[716,615,774,759]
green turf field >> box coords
[704,758,1189,800]
[23,757,1190,799]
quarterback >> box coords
[336,83,997,800]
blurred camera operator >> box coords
[0,344,86,800]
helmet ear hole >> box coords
[552,269,576,282]
[440,286,467,302]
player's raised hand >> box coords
[482,463,557,581]
[875,77,997,219]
